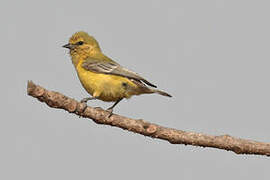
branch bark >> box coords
[27,81,270,157]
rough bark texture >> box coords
[27,81,270,157]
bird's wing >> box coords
[81,57,157,88]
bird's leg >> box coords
[106,98,123,117]
[79,97,97,117]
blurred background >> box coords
[1,0,269,179]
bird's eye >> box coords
[77,41,84,45]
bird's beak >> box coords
[62,43,74,49]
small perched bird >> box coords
[63,31,171,116]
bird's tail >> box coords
[152,89,172,97]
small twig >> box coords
[27,81,270,157]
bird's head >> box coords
[63,31,101,58]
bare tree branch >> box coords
[27,81,270,157]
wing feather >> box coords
[82,57,157,88]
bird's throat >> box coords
[70,48,101,67]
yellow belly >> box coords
[76,61,138,102]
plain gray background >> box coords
[1,0,269,179]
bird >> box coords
[63,31,171,116]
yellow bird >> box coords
[63,31,171,115]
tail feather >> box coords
[153,89,172,97]
[130,79,172,97]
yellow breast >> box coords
[75,60,137,102]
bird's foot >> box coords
[105,98,122,118]
[106,108,113,118]
[94,106,103,110]
[78,102,88,118]
[80,97,96,103]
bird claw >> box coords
[78,102,88,118]
[80,98,89,103]
[106,108,113,118]
[94,107,103,110]
[80,97,96,103]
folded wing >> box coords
[82,57,157,88]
